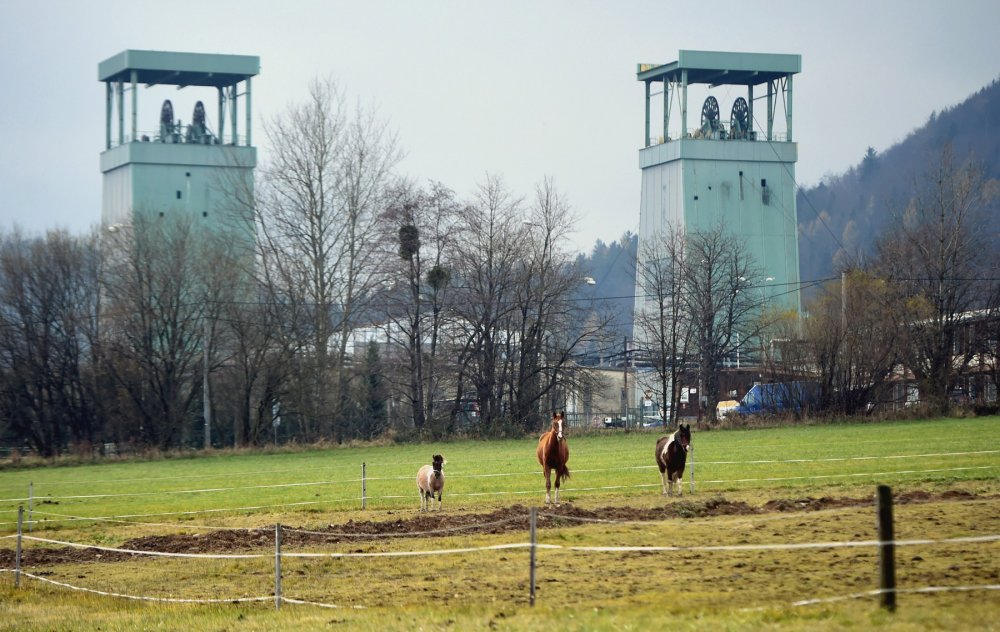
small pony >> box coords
[416,454,446,512]
[536,411,570,506]
[655,424,691,496]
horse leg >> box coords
[420,489,427,512]
[543,467,552,505]
[660,470,669,495]
[436,491,442,511]
[554,473,560,507]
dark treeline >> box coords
[798,77,1000,284]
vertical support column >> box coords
[877,485,896,611]
[662,80,670,142]
[361,462,367,510]
[105,82,112,150]
[785,74,793,142]
[245,77,252,147]
[274,523,282,610]
[680,70,688,138]
[130,70,138,143]
[230,85,238,146]
[643,80,650,148]
[217,87,226,144]
[116,81,124,146]
[748,84,754,138]
[529,507,537,607]
[767,80,774,141]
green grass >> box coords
[0,416,998,630]
[1,416,996,531]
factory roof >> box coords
[637,50,800,86]
[98,50,259,87]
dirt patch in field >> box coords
[0,490,989,567]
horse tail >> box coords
[547,437,570,480]
[557,462,570,480]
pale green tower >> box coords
[635,50,802,316]
[631,51,801,416]
[98,50,258,243]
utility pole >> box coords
[203,318,211,449]
[622,337,629,430]
[841,270,847,331]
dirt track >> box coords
[0,490,982,567]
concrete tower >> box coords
[98,50,258,246]
[632,50,802,415]
[635,50,802,315]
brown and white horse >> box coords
[416,454,445,512]
[655,424,691,496]
[536,411,570,506]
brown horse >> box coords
[655,424,691,496]
[536,411,570,506]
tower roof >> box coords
[98,50,259,87]
[637,50,800,86]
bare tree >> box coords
[874,145,999,413]
[0,229,103,456]
[682,224,770,423]
[634,224,691,425]
[507,177,602,432]
[100,216,212,449]
[803,270,904,415]
[451,174,524,431]
[254,78,401,440]
[381,181,460,434]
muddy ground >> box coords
[0,490,984,567]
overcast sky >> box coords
[1,0,998,254]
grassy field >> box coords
[0,416,998,630]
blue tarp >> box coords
[735,381,819,416]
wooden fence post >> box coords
[529,506,537,606]
[876,485,896,611]
[27,482,33,532]
[362,462,367,510]
[274,523,282,610]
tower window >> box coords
[176,190,182,199]
[202,211,208,217]
[693,195,699,201]
[159,211,164,217]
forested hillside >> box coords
[574,232,637,341]
[797,78,1000,283]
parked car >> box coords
[602,416,626,428]
[716,399,740,418]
